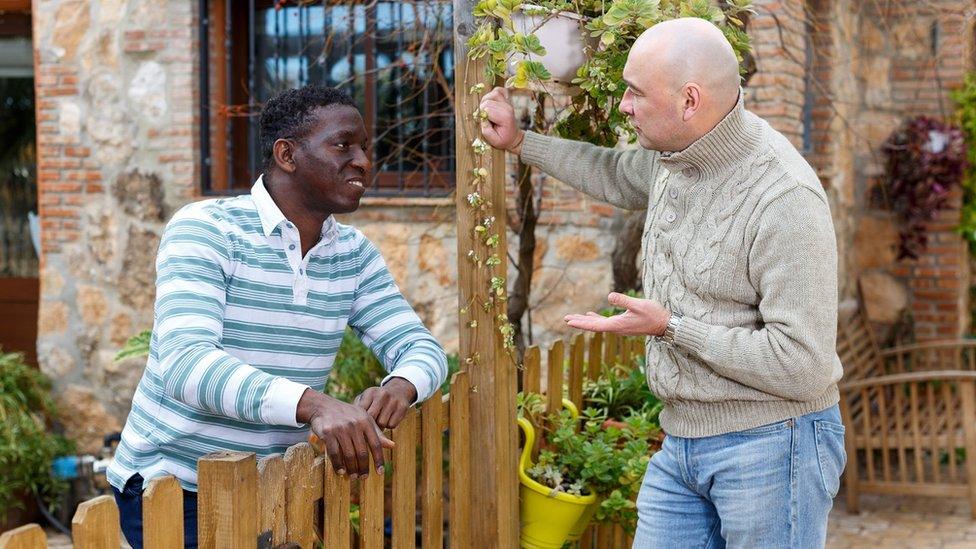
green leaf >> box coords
[115,329,152,361]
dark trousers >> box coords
[111,474,198,549]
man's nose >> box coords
[351,146,372,173]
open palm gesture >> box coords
[564,292,671,337]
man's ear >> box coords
[273,138,298,173]
[682,84,703,122]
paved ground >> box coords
[827,491,975,548]
[41,492,976,548]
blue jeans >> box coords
[632,405,846,548]
[112,474,198,549]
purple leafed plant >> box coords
[881,116,967,260]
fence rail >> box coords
[1,334,647,548]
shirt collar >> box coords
[252,176,287,237]
[251,175,339,244]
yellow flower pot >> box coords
[518,400,598,549]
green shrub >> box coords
[0,350,74,520]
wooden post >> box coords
[392,410,418,549]
[72,495,120,549]
[453,0,519,546]
[0,524,46,549]
[197,451,258,549]
[360,453,385,549]
[257,454,287,547]
[449,372,472,549]
[284,443,316,548]
[143,476,184,549]
[323,457,352,549]
[422,390,445,549]
[959,380,976,519]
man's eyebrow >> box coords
[623,78,644,94]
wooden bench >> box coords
[837,308,976,518]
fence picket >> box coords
[323,456,352,549]
[569,333,585,409]
[197,451,258,549]
[449,372,471,549]
[392,409,419,549]
[0,524,46,549]
[547,340,565,416]
[360,452,384,549]
[523,345,541,394]
[588,333,603,380]
[422,389,445,549]
[284,443,316,548]
[143,476,184,549]
[257,454,287,547]
[72,495,120,549]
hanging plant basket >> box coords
[510,9,593,84]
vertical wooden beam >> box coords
[449,372,472,549]
[958,380,976,519]
[546,339,565,416]
[197,451,258,549]
[323,457,352,549]
[422,390,445,549]
[569,334,586,408]
[284,443,316,548]
[143,476,184,549]
[360,453,385,549]
[257,454,287,547]
[392,410,418,549]
[523,346,541,395]
[453,0,518,546]
[72,495,120,549]
[0,524,46,549]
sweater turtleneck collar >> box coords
[658,89,764,183]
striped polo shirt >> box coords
[107,178,447,492]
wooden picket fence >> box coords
[0,333,648,548]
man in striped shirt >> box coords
[107,85,448,547]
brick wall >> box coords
[31,0,201,452]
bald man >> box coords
[481,18,845,548]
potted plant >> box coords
[583,358,662,436]
[516,391,658,547]
[0,350,73,530]
[468,0,754,146]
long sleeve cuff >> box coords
[673,317,710,356]
[382,363,436,406]
[520,131,551,167]
[264,377,311,427]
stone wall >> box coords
[33,0,199,452]
[33,0,973,451]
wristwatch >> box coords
[661,312,683,344]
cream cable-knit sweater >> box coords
[520,94,843,437]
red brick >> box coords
[64,146,90,157]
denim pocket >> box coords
[814,420,846,498]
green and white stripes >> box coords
[108,179,447,492]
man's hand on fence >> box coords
[479,86,525,154]
[355,377,417,430]
[296,389,394,479]
[564,292,670,337]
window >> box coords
[201,0,456,197]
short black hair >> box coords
[258,84,357,169]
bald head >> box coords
[619,18,742,151]
[632,18,741,106]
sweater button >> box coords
[669,188,678,199]
[665,211,677,223]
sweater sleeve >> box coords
[671,186,840,401]
[520,131,661,210]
